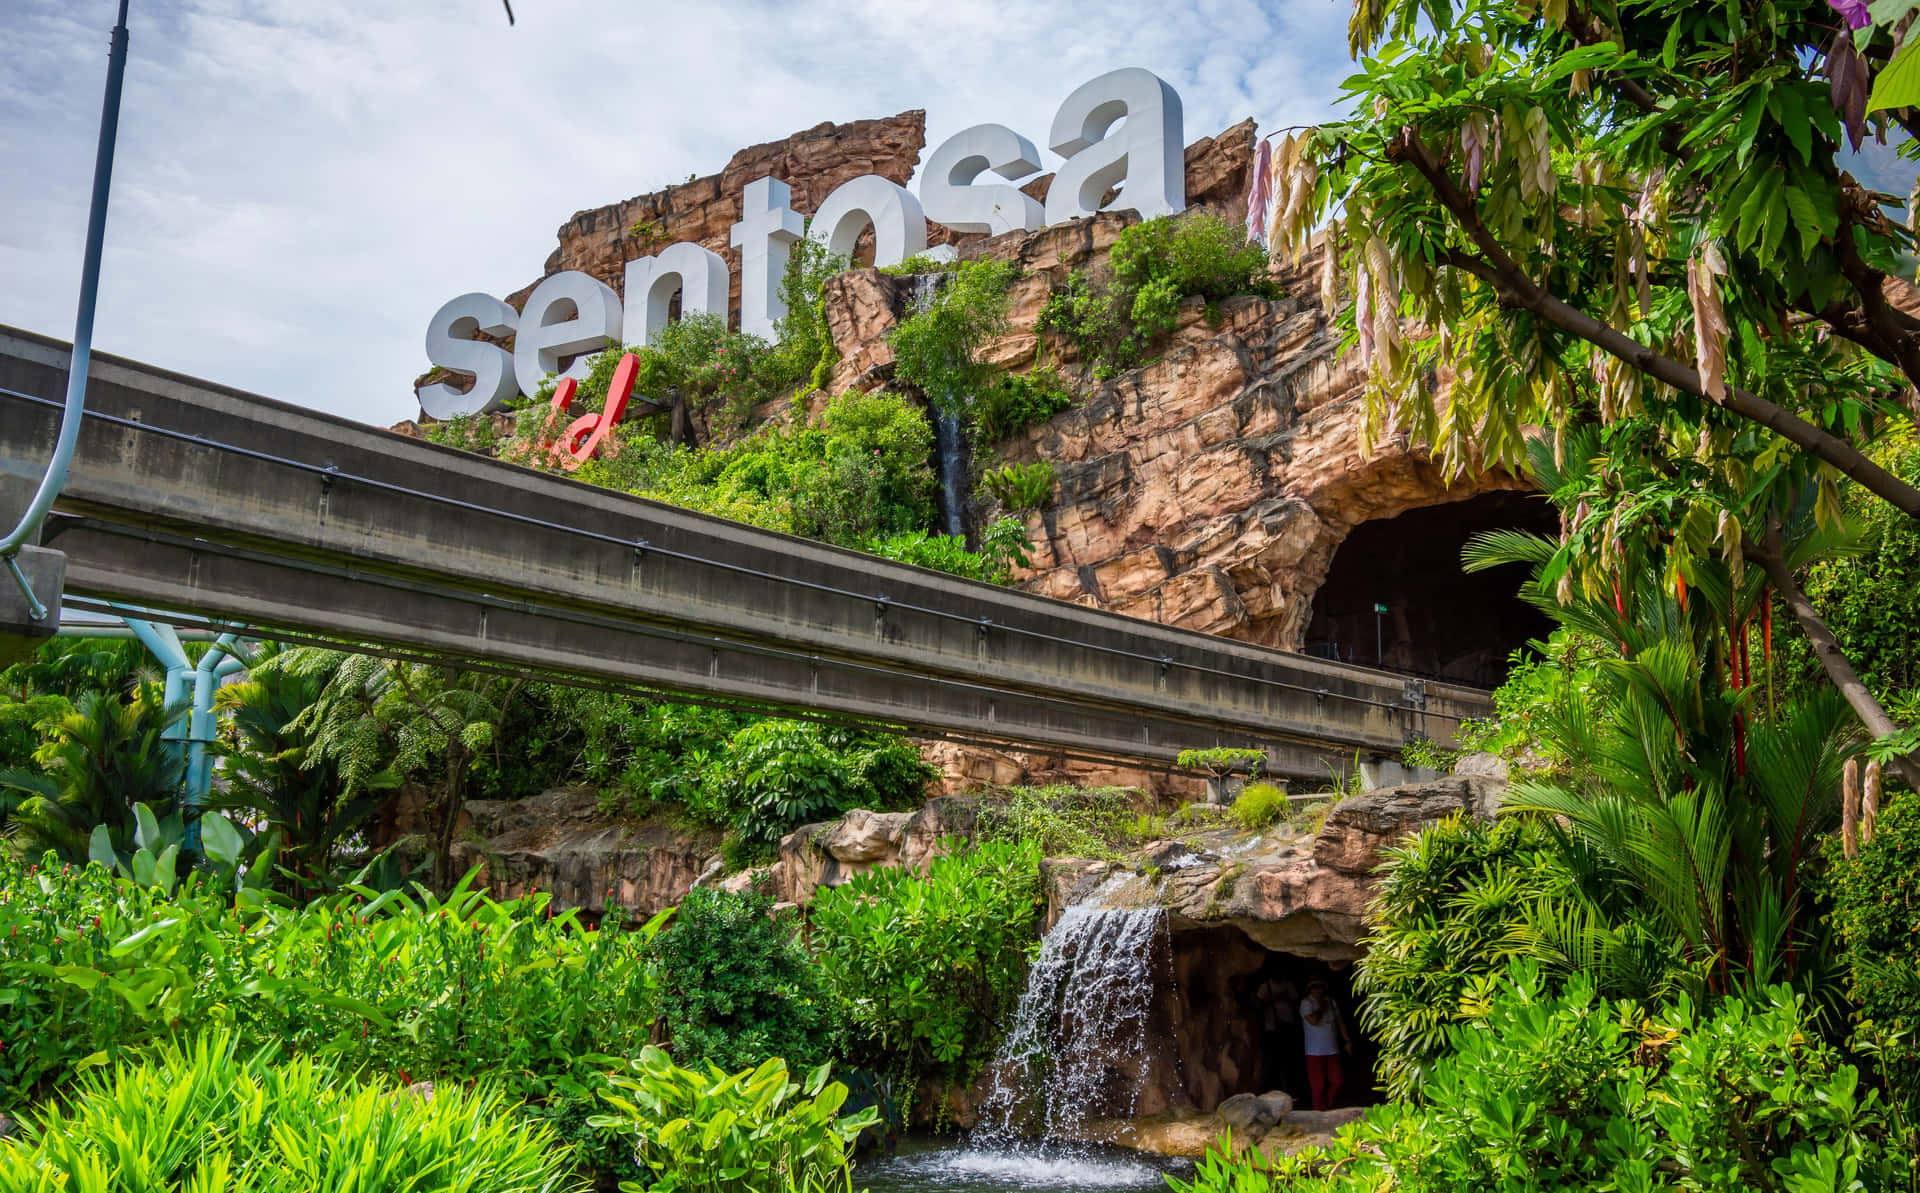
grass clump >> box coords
[1232,781,1289,831]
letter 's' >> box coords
[921,124,1045,236]
[419,293,519,419]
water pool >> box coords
[855,1139,1192,1193]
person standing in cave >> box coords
[1300,978,1351,1111]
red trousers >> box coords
[1305,1052,1344,1111]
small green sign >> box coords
[1373,602,1389,614]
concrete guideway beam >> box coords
[0,326,1491,776]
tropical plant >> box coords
[279,650,526,887]
[1175,964,1905,1193]
[1824,790,1920,1150]
[589,1047,877,1193]
[972,366,1076,443]
[210,656,382,896]
[1,689,187,863]
[791,391,939,542]
[975,785,1141,858]
[809,840,1043,1086]
[0,1034,580,1193]
[648,887,837,1073]
[855,516,1033,585]
[701,721,933,856]
[887,258,1020,409]
[979,461,1056,512]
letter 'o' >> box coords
[921,124,1045,236]
[622,242,730,347]
[513,271,623,399]
[419,293,519,419]
[807,175,928,268]
[1044,67,1185,225]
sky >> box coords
[0,0,1355,426]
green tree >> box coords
[649,888,837,1073]
[1276,0,1920,774]
[209,655,387,896]
[0,689,187,863]
[280,651,525,888]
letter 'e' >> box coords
[1044,67,1185,225]
[512,271,623,399]
[419,293,519,419]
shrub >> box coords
[1825,792,1920,1132]
[792,392,938,542]
[422,409,506,454]
[700,722,935,856]
[887,258,1020,408]
[0,1035,578,1193]
[1175,965,1906,1193]
[856,516,1033,585]
[973,366,1076,443]
[590,1047,876,1193]
[975,785,1141,858]
[0,857,663,1163]
[649,888,837,1074]
[979,460,1056,511]
[809,840,1043,1087]
[1231,782,1288,831]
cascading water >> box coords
[855,883,1184,1192]
[975,890,1171,1143]
[907,272,969,540]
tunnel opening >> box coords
[1305,490,1559,688]
[1131,925,1379,1116]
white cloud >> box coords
[0,0,1355,425]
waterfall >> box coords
[976,893,1170,1143]
[907,272,968,540]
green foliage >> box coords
[887,258,1020,410]
[0,1035,579,1193]
[856,516,1033,585]
[979,460,1056,512]
[1824,793,1920,1135]
[1398,735,1460,773]
[1176,746,1266,780]
[809,840,1042,1086]
[210,655,382,896]
[1039,214,1274,379]
[700,722,935,856]
[1176,965,1906,1193]
[589,1047,876,1193]
[791,391,939,542]
[1231,782,1288,831]
[648,888,836,1074]
[762,236,849,400]
[972,365,1076,443]
[1,689,188,864]
[975,785,1143,858]
[0,856,663,1172]
[422,410,506,454]
[1358,815,1589,1098]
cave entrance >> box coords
[1139,925,1379,1115]
[1305,490,1559,687]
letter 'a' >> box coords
[1044,67,1185,225]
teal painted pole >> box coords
[1,0,133,618]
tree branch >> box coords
[1392,128,1920,519]
[1749,526,1920,788]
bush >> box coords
[979,460,1056,511]
[973,366,1076,443]
[1174,965,1907,1193]
[590,1047,876,1193]
[809,840,1043,1087]
[1825,792,1920,1131]
[975,785,1142,858]
[1231,782,1288,831]
[0,857,663,1173]
[887,258,1019,407]
[856,516,1033,585]
[792,392,938,542]
[649,888,837,1074]
[0,1035,578,1193]
[698,722,934,857]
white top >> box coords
[1300,995,1341,1056]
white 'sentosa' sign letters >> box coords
[421,67,1186,417]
